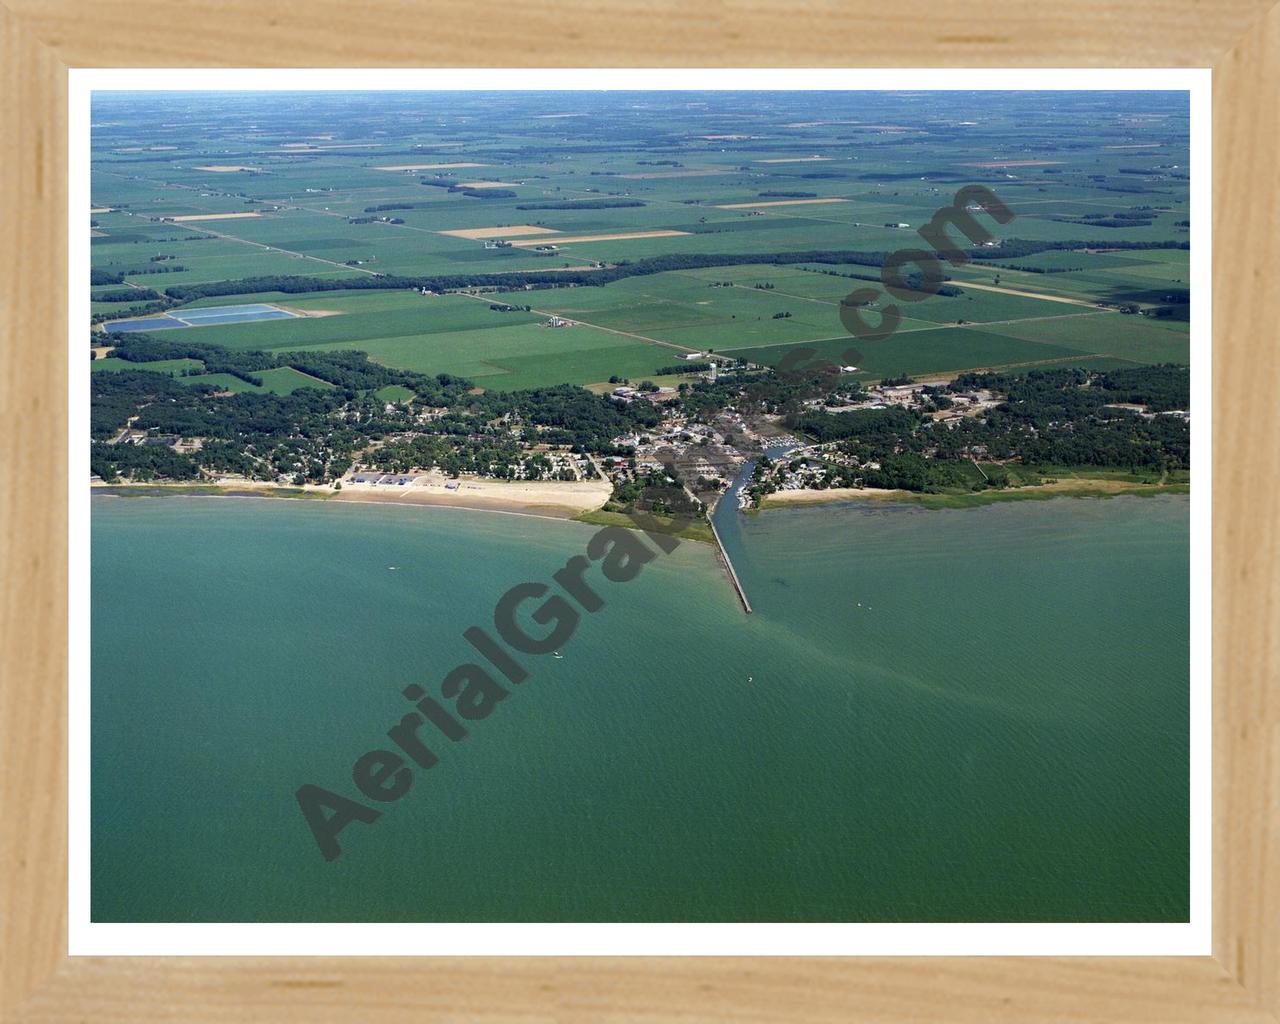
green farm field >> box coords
[177,367,336,396]
[291,319,683,391]
[92,90,1191,390]
[91,357,204,376]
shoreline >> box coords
[758,478,1190,511]
[91,473,1190,524]
[90,478,608,523]
[92,481,722,544]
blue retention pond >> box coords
[106,303,300,333]
[106,317,186,333]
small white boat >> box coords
[553,652,563,660]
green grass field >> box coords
[91,92,1191,390]
[374,384,416,403]
[181,372,263,393]
[292,319,681,391]
[255,367,336,394]
[727,327,1091,380]
[92,357,204,376]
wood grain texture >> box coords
[5,956,1274,1023]
[0,2,68,1020]
[1,0,1278,67]
[1212,3,1280,1013]
[1,0,1277,1019]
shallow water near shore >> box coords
[91,493,1189,922]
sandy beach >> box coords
[93,472,612,520]
[761,486,916,507]
[760,477,1186,509]
[337,471,611,517]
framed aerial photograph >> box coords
[72,68,1209,955]
[2,2,1278,1021]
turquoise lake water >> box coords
[90,494,1189,922]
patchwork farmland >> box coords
[91,90,1190,393]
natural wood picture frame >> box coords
[2,2,1276,1019]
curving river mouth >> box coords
[90,489,1189,923]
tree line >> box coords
[155,239,1189,306]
